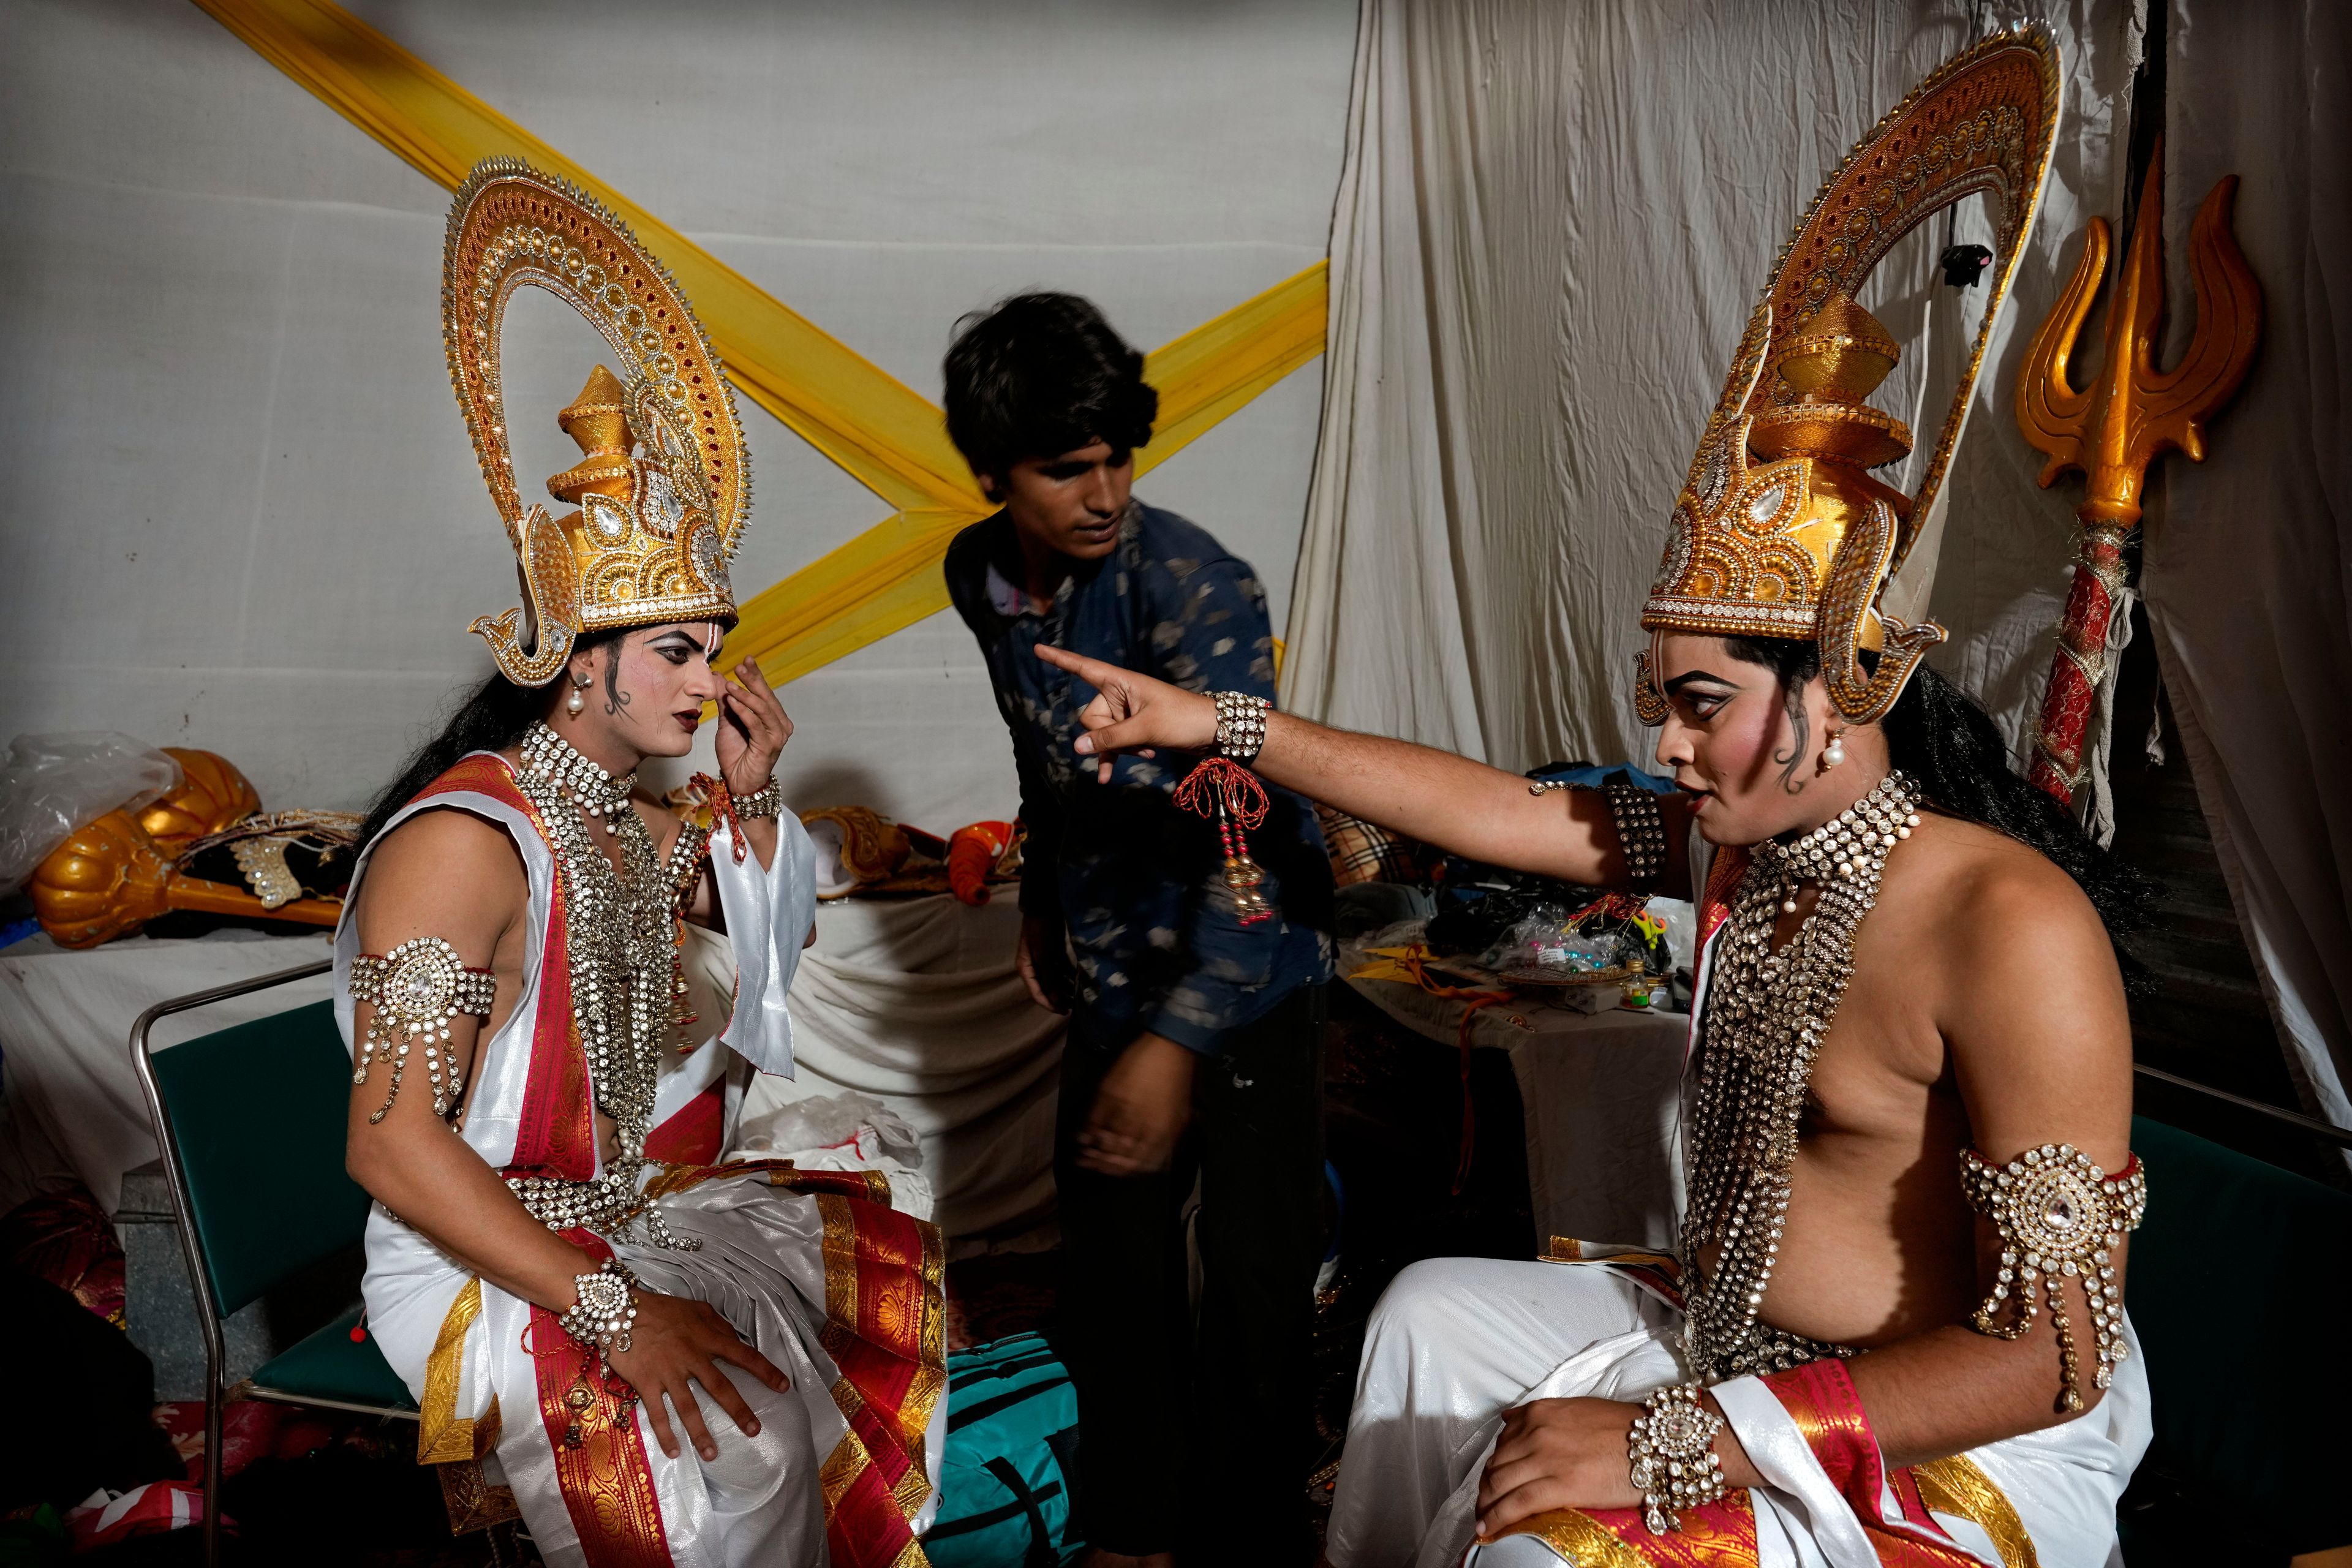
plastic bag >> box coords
[0,733,181,891]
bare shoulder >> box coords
[1903,812,2112,975]
[1893,811,2132,1155]
[352,805,527,954]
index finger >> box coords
[1033,643,1119,685]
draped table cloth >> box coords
[0,893,1063,1239]
[1338,935,1687,1251]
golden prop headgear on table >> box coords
[1637,26,2063,726]
[29,750,356,948]
[444,159,752,685]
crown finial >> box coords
[549,365,636,503]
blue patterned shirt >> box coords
[945,503,1333,1055]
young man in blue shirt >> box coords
[943,294,1334,1566]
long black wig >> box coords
[1721,635,2149,977]
[356,629,621,850]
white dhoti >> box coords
[1325,1257,2150,1568]
[344,756,948,1568]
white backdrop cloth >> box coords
[0,0,1355,835]
[0,930,334,1215]
[2144,0,2352,1148]
[1284,0,2352,1131]
[1284,0,2135,772]
[737,894,1064,1240]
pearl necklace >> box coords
[1678,770,1922,1381]
[519,723,637,835]
[506,723,698,1250]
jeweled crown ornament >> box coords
[1638,26,2063,726]
[443,160,750,686]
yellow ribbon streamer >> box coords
[192,0,1327,684]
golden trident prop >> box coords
[2013,136,2261,802]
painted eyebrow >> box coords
[647,628,707,654]
[1662,669,1738,696]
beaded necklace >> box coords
[503,723,706,1248]
[1679,770,1922,1380]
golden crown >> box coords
[443,160,751,686]
[1640,26,2062,725]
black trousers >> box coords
[1055,986,1326,1563]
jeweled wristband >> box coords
[1626,1381,1728,1535]
[559,1256,641,1361]
[729,775,783,821]
[1210,691,1270,766]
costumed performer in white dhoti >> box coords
[339,162,945,1568]
[1025,27,2154,1567]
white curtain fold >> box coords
[2146,0,2352,1144]
[1285,0,2134,774]
[1285,0,2348,1133]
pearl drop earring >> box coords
[1821,728,1847,771]
[566,669,590,717]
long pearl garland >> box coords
[505,722,701,1249]
[1678,770,1922,1381]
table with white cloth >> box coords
[0,894,1063,1242]
[1338,934,1687,1251]
[0,929,337,1216]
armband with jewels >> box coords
[1525,778,1669,889]
[1959,1142,2147,1411]
[559,1257,640,1363]
[349,937,495,1123]
[1626,1381,1728,1535]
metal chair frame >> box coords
[129,957,417,1567]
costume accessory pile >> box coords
[1635,26,2064,727]
[444,160,752,685]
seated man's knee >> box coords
[1366,1257,1478,1346]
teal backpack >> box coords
[925,1332,1084,1567]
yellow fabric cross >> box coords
[195,0,1328,684]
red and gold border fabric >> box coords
[413,755,596,1180]
[1494,1360,2038,1567]
[531,1231,673,1568]
[644,1161,947,1568]
[1501,1488,1760,1566]
[1764,1360,2036,1568]
[643,1082,725,1165]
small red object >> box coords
[946,821,1014,906]
[348,1310,368,1343]
[1175,757,1275,925]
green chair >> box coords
[2122,1110,2352,1562]
[130,960,418,1567]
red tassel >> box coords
[1176,757,1275,925]
[690,772,750,864]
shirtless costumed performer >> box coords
[339,163,945,1568]
[1026,28,2153,1567]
